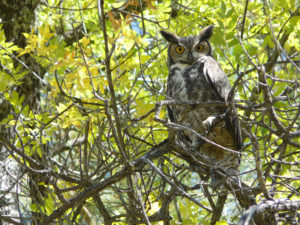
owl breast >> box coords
[167,57,238,170]
[167,59,223,132]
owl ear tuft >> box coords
[160,30,179,43]
[200,25,214,40]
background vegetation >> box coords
[0,0,299,224]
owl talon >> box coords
[202,116,217,130]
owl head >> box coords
[161,25,214,66]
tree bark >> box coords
[0,1,44,224]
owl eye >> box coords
[195,44,204,52]
[175,46,185,54]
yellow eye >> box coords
[175,46,185,54]
[195,44,204,52]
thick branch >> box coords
[238,199,300,225]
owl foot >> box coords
[202,116,217,130]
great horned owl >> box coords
[161,26,242,179]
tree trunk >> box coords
[0,1,45,224]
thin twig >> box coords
[97,0,128,162]
[142,157,213,212]
[0,45,48,85]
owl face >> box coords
[161,26,214,65]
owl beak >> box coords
[187,51,194,64]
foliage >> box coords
[0,0,299,224]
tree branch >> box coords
[238,199,300,225]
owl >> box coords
[161,26,242,181]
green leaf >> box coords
[221,1,226,15]
[226,8,234,17]
[228,39,239,47]
[263,35,275,48]
[30,203,38,212]
[228,15,238,29]
[45,195,55,215]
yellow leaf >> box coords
[45,194,55,215]
[135,99,154,116]
[39,24,55,40]
[140,55,151,64]
[136,35,143,45]
[90,66,99,76]
[18,46,33,57]
[108,10,121,30]
[66,72,76,83]
[30,203,38,212]
[56,103,68,113]
[98,77,108,94]
[23,33,30,39]
[83,77,91,88]
[82,37,90,48]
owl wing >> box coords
[202,57,231,101]
[201,56,243,151]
